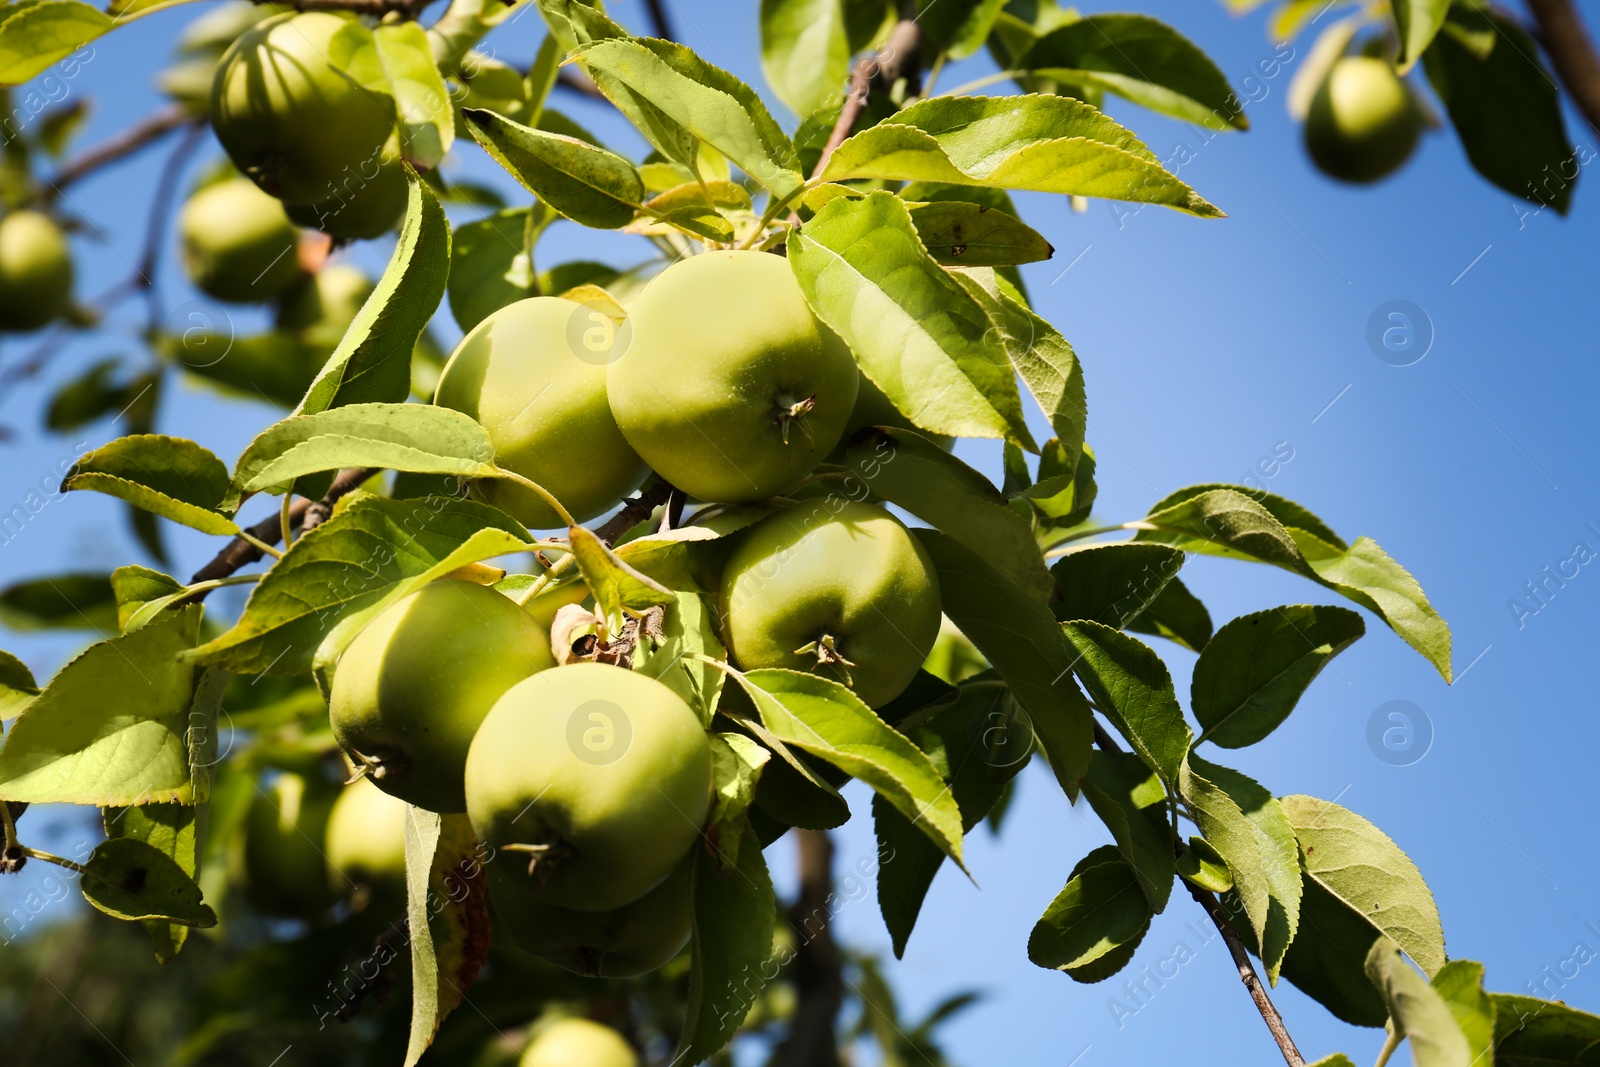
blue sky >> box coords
[2,1,1597,1064]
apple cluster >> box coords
[295,248,945,978]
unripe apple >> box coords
[0,211,73,333]
[1304,56,1423,184]
[211,12,396,204]
[465,663,711,911]
[240,769,337,918]
[489,853,691,978]
[608,249,858,503]
[331,579,554,813]
[434,297,648,529]
[720,502,941,708]
[520,1018,638,1067]
[325,775,410,907]
[179,178,304,303]
[276,263,374,348]
[285,154,408,241]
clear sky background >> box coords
[1,1,1597,1064]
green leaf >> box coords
[168,330,327,409]
[729,667,965,867]
[1051,543,1186,629]
[634,591,726,725]
[820,95,1223,217]
[0,607,202,805]
[760,0,851,116]
[0,648,39,714]
[1432,960,1496,1067]
[463,108,644,228]
[788,192,1033,447]
[190,495,532,676]
[46,357,131,431]
[102,800,201,960]
[1192,605,1364,748]
[1126,574,1213,652]
[1021,14,1246,130]
[1177,836,1232,894]
[0,1,111,87]
[1392,0,1451,71]
[297,172,450,416]
[1136,487,1452,681]
[1365,939,1477,1066]
[372,22,455,168]
[0,572,117,632]
[1028,845,1152,978]
[914,529,1093,797]
[908,199,1055,267]
[574,35,803,198]
[405,812,490,1065]
[1189,756,1301,983]
[952,268,1084,463]
[674,815,775,1064]
[705,732,768,868]
[916,0,1005,60]
[446,206,546,333]
[569,524,676,630]
[1492,994,1600,1066]
[403,805,444,1065]
[841,427,1052,600]
[1060,622,1190,789]
[1307,1057,1358,1067]
[612,526,723,594]
[1278,794,1445,1026]
[1424,4,1574,213]
[875,681,1029,956]
[1178,759,1270,968]
[227,403,498,506]
[63,435,238,536]
[1082,749,1175,911]
[80,836,216,927]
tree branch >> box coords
[593,478,675,545]
[256,0,437,17]
[812,9,924,178]
[186,468,378,595]
[1525,0,1600,134]
[42,106,193,199]
[771,828,843,1067]
[1090,722,1304,1067]
[138,119,207,321]
[642,0,674,41]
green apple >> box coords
[434,296,648,529]
[0,211,73,333]
[520,1018,637,1067]
[489,853,691,978]
[720,501,941,708]
[285,154,407,241]
[179,178,304,303]
[276,263,373,348]
[325,775,410,908]
[331,579,554,814]
[211,12,396,204]
[239,770,337,918]
[1304,56,1422,184]
[465,663,711,911]
[608,249,858,503]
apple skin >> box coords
[275,263,373,347]
[434,297,648,529]
[210,12,396,204]
[1304,57,1423,184]
[0,211,73,333]
[325,775,410,908]
[489,853,691,978]
[465,663,711,911]
[331,579,554,814]
[520,1018,638,1067]
[240,770,338,918]
[608,249,858,503]
[719,501,942,708]
[179,178,304,303]
[285,154,407,241]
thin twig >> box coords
[593,478,675,545]
[42,106,193,198]
[812,8,924,178]
[642,0,673,40]
[137,119,207,325]
[1525,0,1600,134]
[1090,722,1304,1066]
[186,467,378,594]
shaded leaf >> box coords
[1082,749,1174,911]
[0,648,39,714]
[1060,621,1190,789]
[569,524,676,630]
[80,837,216,927]
[1028,845,1151,979]
[1492,994,1600,1066]
[1051,543,1186,629]
[1126,574,1213,652]
[447,206,547,333]
[1365,939,1476,1067]
[909,199,1054,266]
[464,108,643,228]
[1393,0,1451,70]
[0,572,117,632]
[63,435,238,535]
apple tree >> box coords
[0,0,1596,1065]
